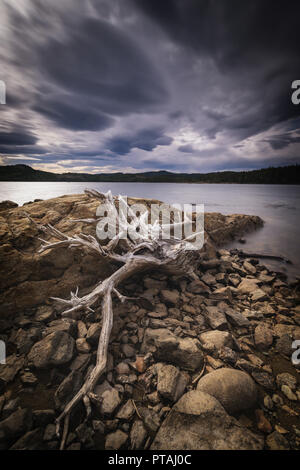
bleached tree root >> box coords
[35,189,202,449]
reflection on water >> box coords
[1,181,299,279]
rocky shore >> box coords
[0,194,299,450]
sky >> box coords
[0,0,300,174]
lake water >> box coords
[1,181,299,280]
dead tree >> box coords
[36,189,204,449]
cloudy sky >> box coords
[0,0,300,174]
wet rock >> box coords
[151,390,263,450]
[199,330,233,354]
[254,323,273,350]
[156,364,188,403]
[105,430,128,450]
[266,431,290,450]
[130,419,147,450]
[197,368,257,414]
[28,331,75,368]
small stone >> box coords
[243,260,256,275]
[157,364,188,403]
[251,289,268,302]
[43,424,56,441]
[116,362,130,375]
[135,356,146,373]
[263,395,273,410]
[281,385,297,401]
[272,394,283,406]
[76,338,91,353]
[276,373,297,390]
[254,324,273,350]
[122,344,136,358]
[20,371,38,386]
[101,389,121,415]
[199,330,233,354]
[204,306,228,330]
[130,419,147,449]
[27,331,74,368]
[35,305,54,322]
[86,323,101,344]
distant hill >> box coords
[0,164,299,184]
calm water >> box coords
[1,181,299,279]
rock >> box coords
[28,331,74,368]
[122,344,136,358]
[116,400,135,420]
[138,407,161,434]
[224,307,250,328]
[281,385,297,401]
[237,278,260,294]
[135,356,146,373]
[141,328,204,371]
[251,289,268,302]
[100,389,121,416]
[201,273,216,285]
[10,428,43,450]
[20,371,38,386]
[243,260,256,275]
[0,200,18,212]
[251,371,275,391]
[204,306,228,330]
[276,373,297,390]
[197,368,258,414]
[54,370,83,410]
[0,354,24,383]
[255,409,272,433]
[43,424,57,441]
[263,395,274,410]
[199,330,233,354]
[105,430,128,450]
[0,409,32,443]
[210,286,233,302]
[266,431,290,450]
[116,362,130,375]
[76,338,91,353]
[187,279,211,294]
[254,324,273,350]
[44,318,77,337]
[86,323,101,344]
[75,423,94,448]
[157,364,188,403]
[160,289,180,306]
[151,390,263,450]
[2,398,20,419]
[33,410,55,427]
[77,320,88,338]
[130,419,147,450]
[34,305,54,322]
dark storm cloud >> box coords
[34,95,114,131]
[135,0,300,139]
[106,128,173,155]
[0,130,37,146]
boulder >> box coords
[151,390,263,450]
[197,368,258,414]
[28,331,75,368]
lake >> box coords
[1,181,299,280]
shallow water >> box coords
[1,181,299,279]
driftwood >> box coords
[35,189,203,449]
[232,249,292,264]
